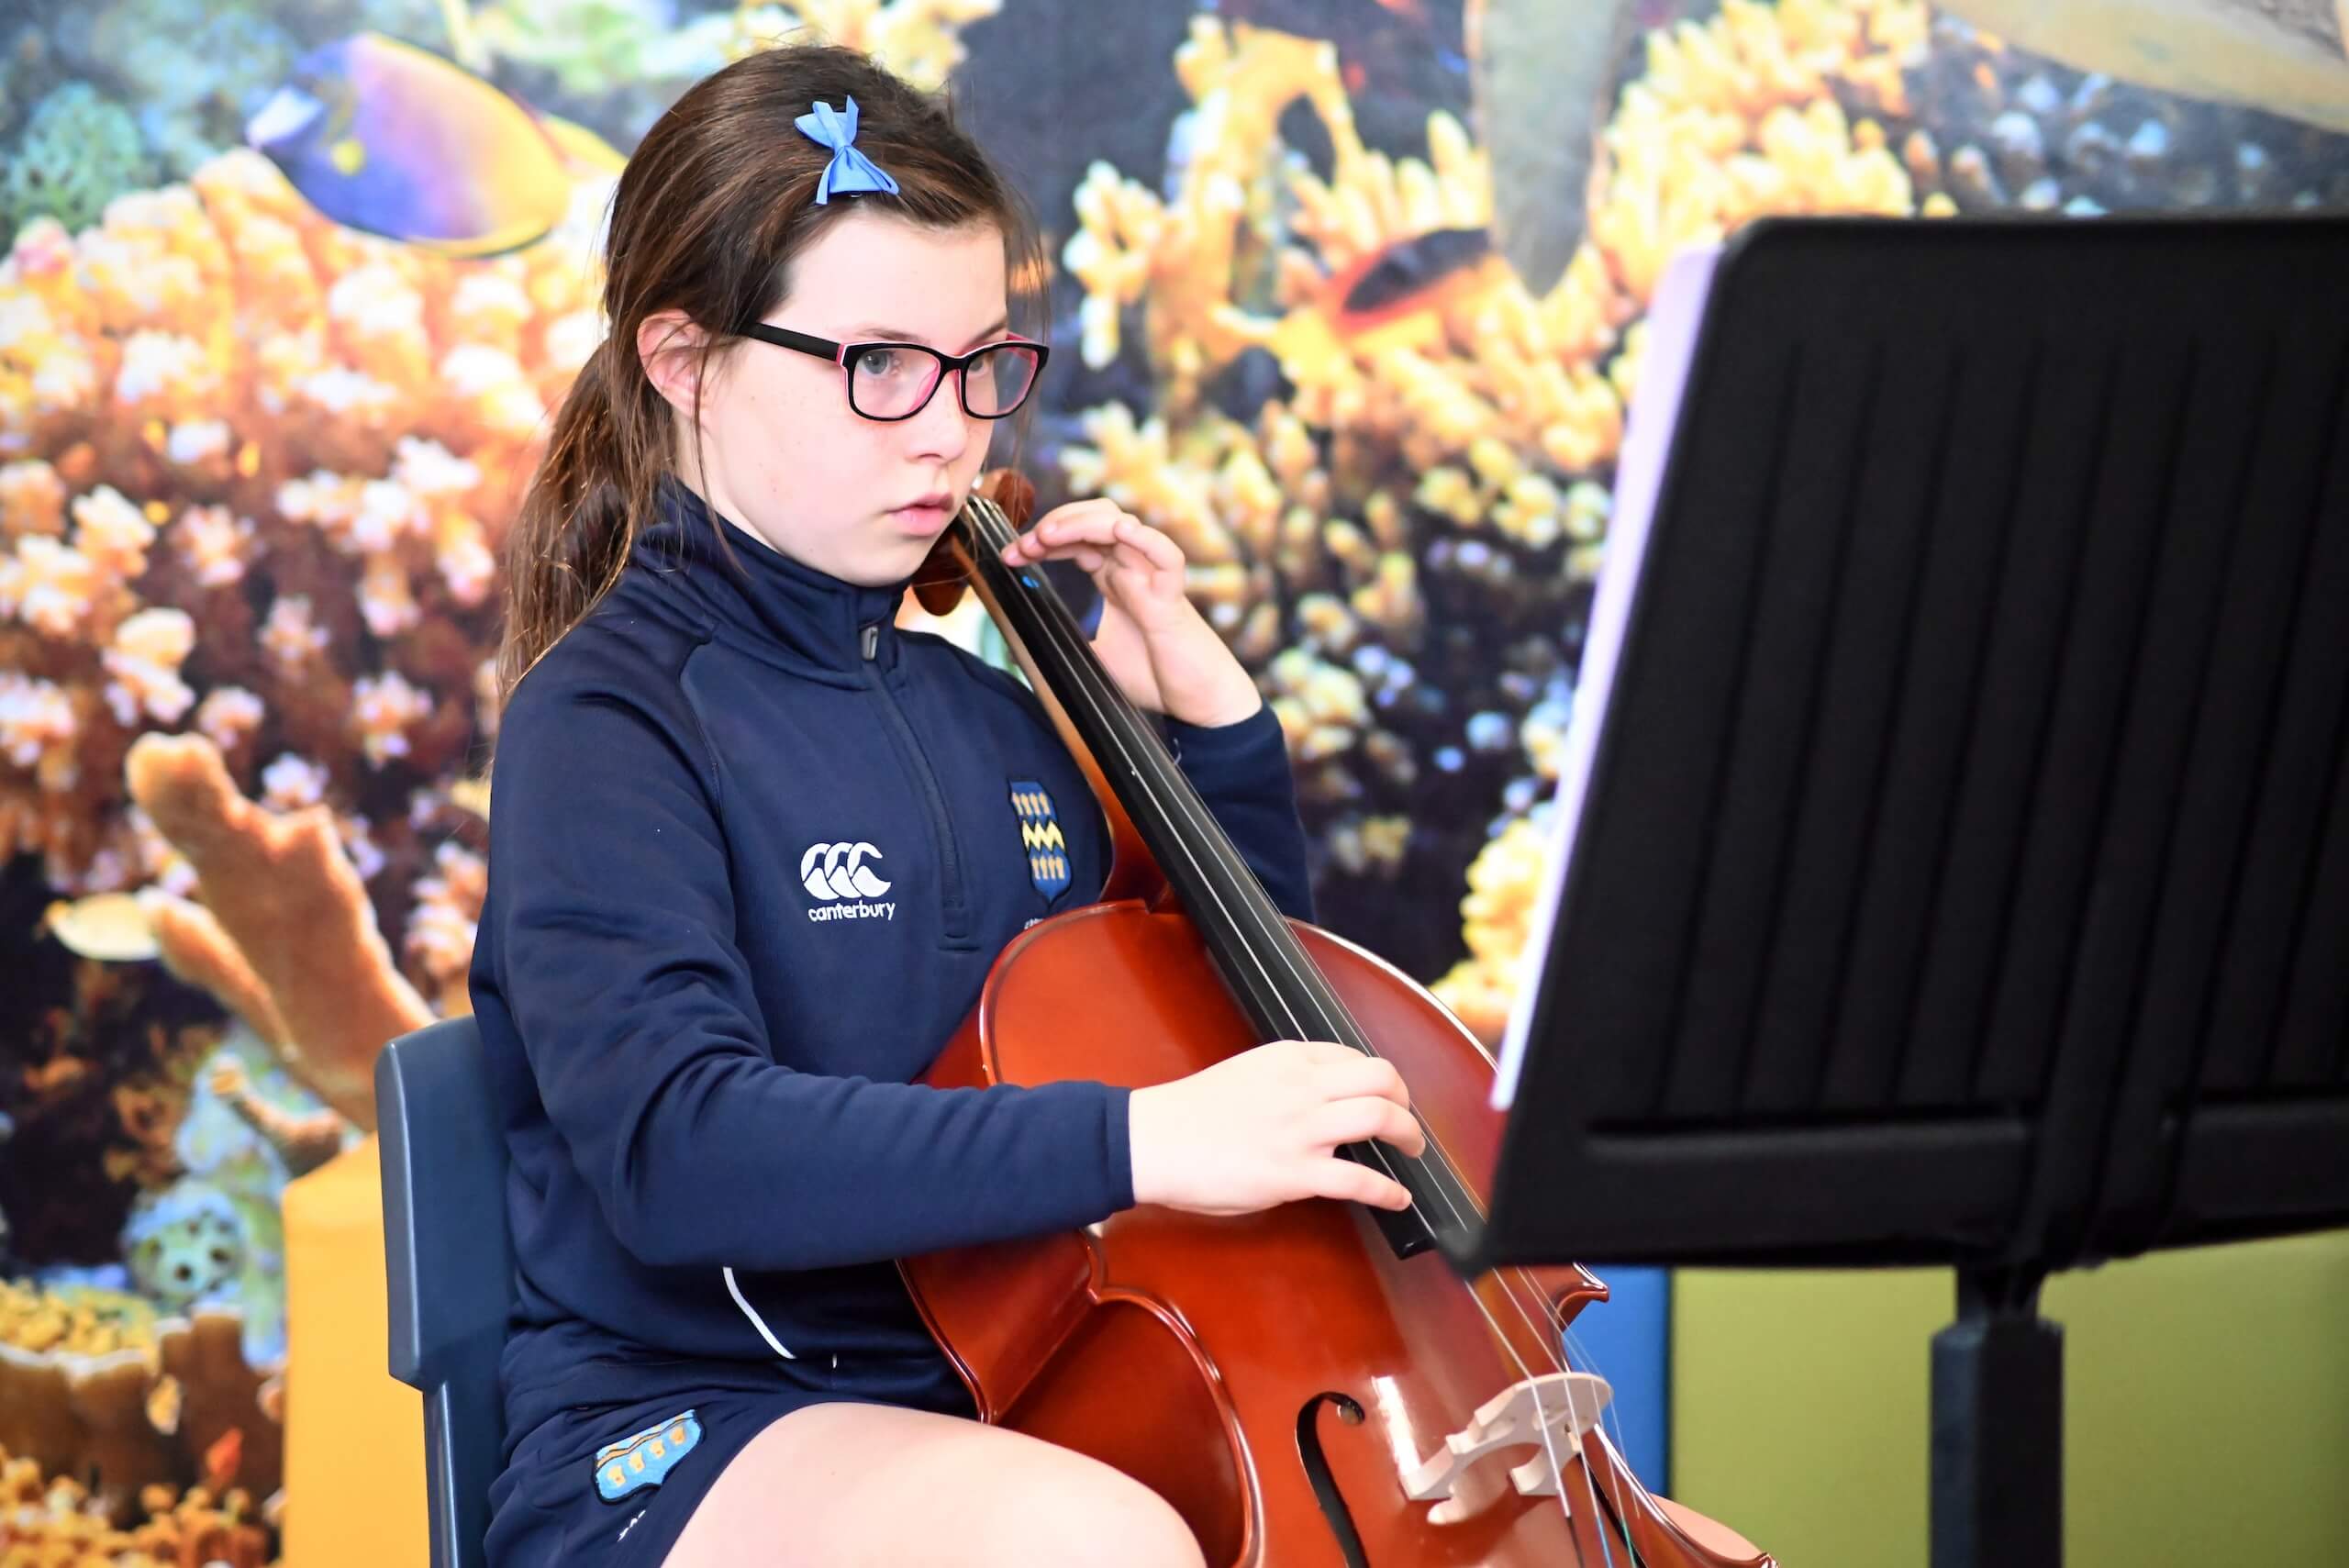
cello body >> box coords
[899,487,1772,1567]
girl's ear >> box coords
[638,310,712,419]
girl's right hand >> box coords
[1126,1040,1425,1216]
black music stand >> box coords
[1442,214,2349,1568]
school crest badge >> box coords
[1008,780,1071,901]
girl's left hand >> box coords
[999,499,1264,728]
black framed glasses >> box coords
[740,324,1049,421]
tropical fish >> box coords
[1938,0,2349,135]
[1471,0,2349,296]
[40,892,159,962]
[535,109,629,179]
[245,31,623,258]
[1322,226,1501,328]
[1267,225,1515,373]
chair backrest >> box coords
[377,1014,512,1568]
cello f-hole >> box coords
[1296,1393,1373,1568]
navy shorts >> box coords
[484,1351,973,1567]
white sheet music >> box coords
[1492,245,1721,1109]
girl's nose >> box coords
[904,373,979,460]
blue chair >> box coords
[378,1014,512,1568]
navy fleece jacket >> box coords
[472,481,1311,1424]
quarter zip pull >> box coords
[857,627,975,947]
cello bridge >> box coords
[1401,1371,1612,1517]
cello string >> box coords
[1564,1322,1642,1563]
[975,498,1738,1565]
[973,495,1540,1304]
[974,495,1549,1309]
[968,495,1603,1559]
[969,495,1598,1552]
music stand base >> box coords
[1931,1269,2062,1568]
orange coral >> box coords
[126,732,432,1131]
[0,1444,270,1564]
[0,1292,282,1533]
[2,152,587,1018]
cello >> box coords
[900,474,1773,1568]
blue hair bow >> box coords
[795,96,900,206]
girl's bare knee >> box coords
[1123,1492,1209,1568]
[1039,1466,1204,1568]
[663,1402,1208,1568]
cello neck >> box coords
[954,494,1478,1258]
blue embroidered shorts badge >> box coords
[593,1410,703,1503]
[1008,781,1071,901]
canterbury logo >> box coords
[800,841,891,900]
[799,841,896,923]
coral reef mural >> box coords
[3,0,2343,1556]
